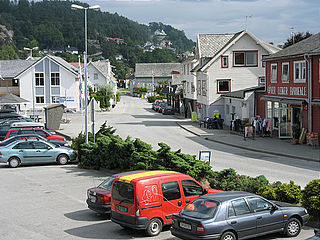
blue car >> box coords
[0,138,77,168]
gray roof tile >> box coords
[0,60,36,78]
[135,63,182,78]
[265,32,320,61]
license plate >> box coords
[118,205,128,212]
[179,222,191,230]
[89,195,96,203]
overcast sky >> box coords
[83,0,319,46]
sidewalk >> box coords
[177,120,320,162]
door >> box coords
[181,179,205,205]
[161,181,184,224]
[279,107,292,138]
[227,198,257,239]
[32,141,55,162]
[12,141,36,163]
[246,197,284,235]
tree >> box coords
[283,31,312,48]
[0,44,18,59]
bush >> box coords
[302,179,320,221]
[274,180,302,204]
[116,92,121,102]
[147,96,157,103]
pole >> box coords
[84,8,88,144]
[152,71,155,96]
[32,68,35,121]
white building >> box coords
[193,30,280,120]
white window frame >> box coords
[197,80,201,95]
[282,62,289,83]
[94,73,98,80]
[202,80,207,96]
[35,72,44,86]
[217,79,231,93]
[36,96,44,104]
[294,60,306,83]
[50,72,60,86]
[271,64,277,83]
[51,96,60,103]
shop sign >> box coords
[199,150,211,163]
[267,86,307,97]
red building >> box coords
[258,33,320,138]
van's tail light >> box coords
[135,195,140,217]
[0,152,2,155]
[171,219,176,227]
[101,195,110,205]
[196,224,205,234]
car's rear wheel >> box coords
[146,218,162,236]
[220,231,236,240]
[284,217,301,237]
[57,154,68,165]
[9,157,20,168]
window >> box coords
[294,61,306,83]
[187,82,190,93]
[35,73,44,86]
[259,76,266,86]
[273,102,279,129]
[112,181,134,204]
[8,130,19,138]
[202,80,207,96]
[20,130,35,135]
[271,64,277,83]
[231,199,251,216]
[262,55,268,67]
[266,101,272,119]
[181,180,203,197]
[217,79,231,93]
[191,82,195,93]
[162,181,181,201]
[12,79,19,87]
[52,96,60,103]
[181,198,218,219]
[228,202,236,217]
[51,73,60,85]
[233,51,258,67]
[282,63,289,83]
[13,142,34,149]
[35,129,49,137]
[221,56,228,68]
[36,96,44,103]
[33,142,50,149]
[247,197,273,212]
[197,80,201,95]
[94,73,98,80]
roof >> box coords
[88,60,110,76]
[135,63,182,78]
[197,32,242,58]
[264,32,320,61]
[0,93,29,105]
[0,60,36,79]
[204,191,256,202]
[118,170,178,183]
[221,86,265,99]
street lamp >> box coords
[71,4,100,143]
[23,46,38,59]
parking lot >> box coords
[0,164,314,240]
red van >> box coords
[111,170,221,236]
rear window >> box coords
[99,176,115,191]
[181,198,219,219]
[112,181,134,204]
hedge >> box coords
[73,123,319,220]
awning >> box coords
[260,95,306,105]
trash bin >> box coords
[44,104,65,130]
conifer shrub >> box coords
[302,179,320,221]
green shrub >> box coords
[257,184,277,200]
[274,181,302,204]
[78,142,99,169]
[147,96,157,103]
[116,92,121,102]
[302,179,320,221]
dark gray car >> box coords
[171,191,309,240]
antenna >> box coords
[245,15,252,30]
[290,27,295,44]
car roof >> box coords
[203,191,257,202]
[117,170,182,183]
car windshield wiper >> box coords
[119,199,130,204]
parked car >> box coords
[5,128,65,141]
[153,101,163,112]
[171,191,309,240]
[0,138,77,168]
[162,105,174,115]
[0,119,26,140]
[157,102,168,113]
[111,170,221,236]
[0,134,69,147]
[86,171,144,214]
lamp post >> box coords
[23,47,38,59]
[71,4,100,143]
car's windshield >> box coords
[98,176,115,191]
[181,199,219,219]
[112,181,134,204]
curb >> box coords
[176,122,319,163]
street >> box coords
[0,95,318,240]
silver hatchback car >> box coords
[171,191,309,240]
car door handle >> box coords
[19,150,23,152]
[178,201,182,206]
[36,150,41,152]
[257,216,262,219]
[186,200,190,203]
[231,221,237,224]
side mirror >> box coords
[47,146,52,150]
[202,188,208,195]
[270,204,278,210]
